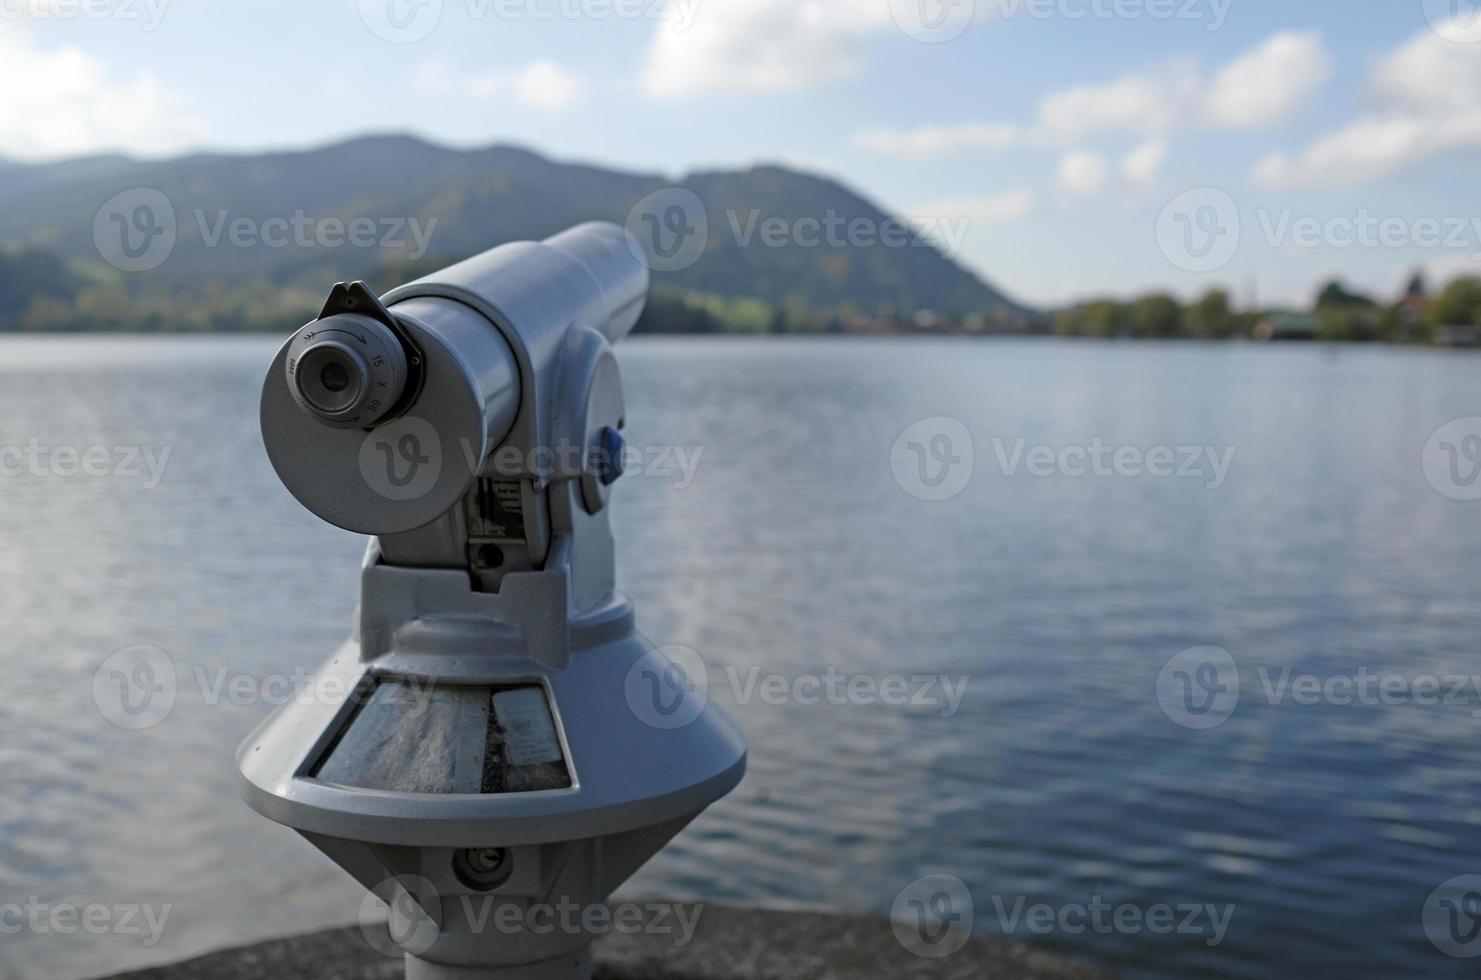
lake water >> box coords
[2,336,1480,979]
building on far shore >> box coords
[1434,324,1481,347]
[1397,290,1430,330]
[1253,312,1319,341]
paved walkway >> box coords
[106,906,1109,980]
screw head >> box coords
[466,848,505,874]
[453,847,511,891]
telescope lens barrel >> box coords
[542,223,649,346]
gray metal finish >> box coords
[261,303,520,535]
[239,223,746,980]
[238,571,747,846]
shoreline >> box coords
[0,330,1474,350]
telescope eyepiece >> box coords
[285,313,408,429]
[295,341,366,416]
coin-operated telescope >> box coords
[239,223,746,979]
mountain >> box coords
[0,153,139,195]
[0,134,1021,320]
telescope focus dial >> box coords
[285,313,408,429]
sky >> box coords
[1,0,1479,308]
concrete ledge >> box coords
[103,906,1108,980]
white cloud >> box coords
[0,22,203,160]
[642,0,895,98]
[1048,141,1166,199]
[1204,30,1331,128]
[853,31,1332,159]
[1254,117,1434,188]
[1037,61,1199,141]
[909,190,1036,224]
[1058,150,1109,195]
[412,57,585,110]
[1038,31,1330,140]
[1121,139,1168,185]
[851,122,1020,158]
[1373,25,1481,113]
[1254,29,1481,188]
[513,60,585,110]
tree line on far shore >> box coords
[3,243,1480,344]
[1047,273,1481,344]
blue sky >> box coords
[2,0,1479,308]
